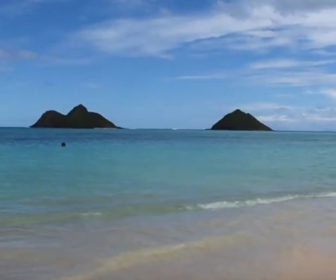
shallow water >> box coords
[1,128,336,279]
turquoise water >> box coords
[1,128,336,225]
[2,128,336,279]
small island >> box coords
[31,104,120,129]
[211,109,272,131]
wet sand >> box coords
[53,197,336,280]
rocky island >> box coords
[211,109,272,131]
[31,104,120,128]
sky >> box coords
[2,0,336,130]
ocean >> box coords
[1,128,336,280]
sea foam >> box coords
[195,192,336,210]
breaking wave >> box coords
[194,192,336,210]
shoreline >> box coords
[2,196,336,280]
[47,196,336,280]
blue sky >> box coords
[2,0,336,129]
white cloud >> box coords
[77,6,275,56]
[176,72,228,80]
[251,70,336,87]
[238,103,298,125]
[237,102,336,130]
[322,89,336,100]
[257,114,295,123]
[228,0,336,11]
[250,59,303,70]
[176,65,336,88]
[240,102,294,111]
[74,2,336,57]
[250,59,335,70]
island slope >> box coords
[31,104,119,128]
[211,109,272,131]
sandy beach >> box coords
[50,197,336,280]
